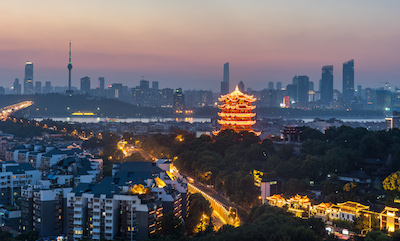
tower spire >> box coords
[69,41,72,64]
[67,41,73,92]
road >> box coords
[0,101,34,121]
[123,143,236,229]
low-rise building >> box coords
[329,201,370,222]
[0,205,21,231]
[47,154,103,187]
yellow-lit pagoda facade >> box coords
[213,86,260,136]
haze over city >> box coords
[1,0,400,91]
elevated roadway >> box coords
[0,101,33,121]
[185,174,240,228]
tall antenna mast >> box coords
[67,41,73,91]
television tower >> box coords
[67,41,73,91]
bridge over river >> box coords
[0,101,33,121]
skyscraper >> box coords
[320,65,334,104]
[140,80,150,90]
[276,82,282,90]
[309,81,314,91]
[35,81,41,94]
[297,76,309,104]
[152,81,159,90]
[24,61,34,94]
[343,59,354,103]
[220,62,229,95]
[67,41,73,92]
[268,81,274,90]
[238,81,245,92]
[80,76,91,94]
[173,88,185,113]
[13,78,21,95]
[99,77,105,91]
[44,81,52,94]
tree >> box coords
[185,193,213,235]
[16,230,40,241]
[160,212,184,236]
[383,171,400,195]
[364,230,392,241]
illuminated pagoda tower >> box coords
[214,86,260,136]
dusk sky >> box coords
[1,1,400,92]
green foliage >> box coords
[160,212,184,237]
[365,230,392,241]
[332,219,353,230]
[15,230,40,241]
[185,193,213,235]
[0,228,14,241]
[383,171,400,195]
[124,152,147,162]
[86,131,122,176]
[353,214,380,233]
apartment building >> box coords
[67,180,163,241]
[47,154,103,187]
[0,161,41,205]
[21,182,72,237]
[113,161,188,219]
[0,205,21,231]
[5,144,82,173]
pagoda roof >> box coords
[218,120,257,125]
[218,112,256,118]
[218,104,256,110]
[219,86,256,102]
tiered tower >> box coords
[213,86,260,136]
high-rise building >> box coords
[238,81,245,92]
[220,62,229,95]
[98,77,105,91]
[297,76,309,104]
[44,81,52,94]
[35,81,42,94]
[0,162,41,206]
[376,89,391,111]
[80,76,91,94]
[286,84,297,103]
[24,61,34,94]
[343,59,354,103]
[140,80,149,90]
[268,81,274,90]
[21,185,72,237]
[152,81,159,90]
[67,42,73,91]
[110,83,123,99]
[173,88,185,113]
[320,65,334,104]
[13,78,21,95]
[292,76,299,85]
[276,82,282,90]
[309,81,314,91]
[161,88,174,107]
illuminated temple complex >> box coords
[213,86,260,136]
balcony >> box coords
[73,220,82,225]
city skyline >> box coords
[1,1,400,91]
